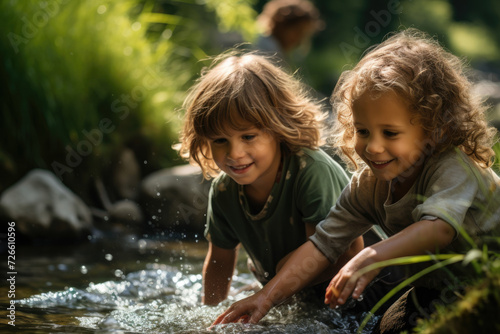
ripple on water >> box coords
[17,267,379,333]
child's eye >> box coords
[212,138,227,144]
[242,134,256,141]
[355,129,369,137]
[384,130,398,137]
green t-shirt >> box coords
[205,148,349,284]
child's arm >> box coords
[211,240,331,325]
[325,218,455,308]
[202,242,239,305]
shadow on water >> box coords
[0,233,378,333]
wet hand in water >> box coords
[210,291,272,328]
[324,249,381,309]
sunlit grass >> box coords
[0,0,257,185]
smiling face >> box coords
[353,91,428,189]
[209,122,281,193]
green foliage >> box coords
[0,1,174,188]
[253,0,500,97]
[413,250,500,333]
[0,0,257,192]
[355,242,500,333]
[204,0,258,41]
[356,254,466,333]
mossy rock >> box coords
[414,274,500,333]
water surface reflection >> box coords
[1,235,377,333]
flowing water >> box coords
[1,233,378,333]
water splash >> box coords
[17,264,378,333]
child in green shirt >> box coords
[177,53,363,305]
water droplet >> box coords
[144,160,148,165]
[105,254,113,261]
[57,264,68,271]
[138,239,147,249]
[80,266,88,274]
[114,269,123,278]
[156,192,160,197]
[104,216,109,221]
[264,272,269,278]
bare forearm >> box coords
[202,264,233,305]
[258,241,330,307]
[369,219,455,261]
[202,244,238,305]
[311,236,364,286]
[325,219,456,308]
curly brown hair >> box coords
[257,0,323,36]
[176,52,326,179]
[331,28,498,171]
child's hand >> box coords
[324,248,381,308]
[210,291,271,327]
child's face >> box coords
[209,122,281,191]
[352,91,427,186]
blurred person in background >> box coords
[255,0,324,62]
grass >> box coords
[0,0,257,190]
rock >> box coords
[0,169,93,239]
[140,164,211,238]
[91,199,144,235]
[108,199,144,226]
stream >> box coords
[0,232,379,333]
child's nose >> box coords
[366,137,384,154]
[227,142,245,160]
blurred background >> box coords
[1,0,500,238]
[1,2,499,332]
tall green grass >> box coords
[0,0,257,191]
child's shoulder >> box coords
[427,148,485,174]
[423,148,500,186]
[292,147,341,169]
[288,148,349,184]
[210,172,238,198]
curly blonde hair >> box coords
[331,28,498,171]
[177,52,326,179]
